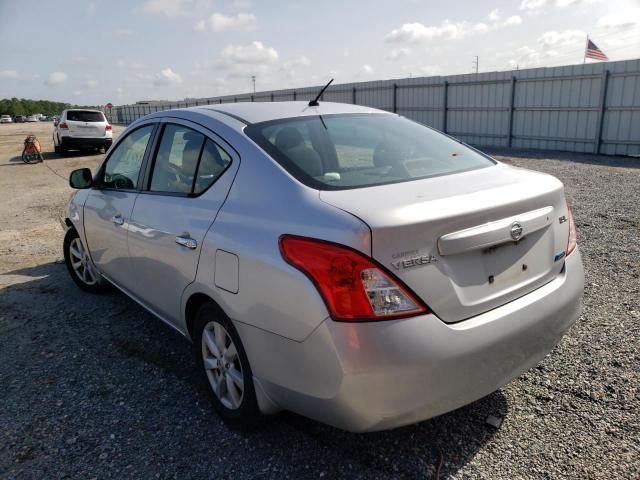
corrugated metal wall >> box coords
[113,59,640,156]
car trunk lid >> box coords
[319,163,570,323]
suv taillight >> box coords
[279,235,429,321]
[566,206,577,256]
[105,124,112,131]
[58,122,68,129]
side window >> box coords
[194,139,232,194]
[150,125,205,194]
[102,124,154,190]
[149,124,232,195]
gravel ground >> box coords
[0,122,639,479]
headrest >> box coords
[275,127,304,151]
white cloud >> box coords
[282,56,310,70]
[221,41,278,65]
[0,69,19,78]
[597,9,640,29]
[386,47,411,60]
[116,87,124,94]
[196,12,257,32]
[385,21,473,42]
[139,0,190,17]
[152,68,183,86]
[385,13,522,43]
[361,64,374,75]
[520,0,600,11]
[87,1,96,16]
[538,29,585,49]
[45,71,68,86]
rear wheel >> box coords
[193,302,261,430]
[63,228,110,293]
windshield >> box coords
[67,110,105,122]
[245,113,494,190]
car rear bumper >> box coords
[60,136,112,149]
[244,249,584,432]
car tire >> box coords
[193,302,261,430]
[63,228,110,293]
[54,143,61,154]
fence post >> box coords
[293,91,297,101]
[352,87,356,105]
[442,81,448,133]
[594,69,610,154]
[270,93,274,102]
[251,95,254,102]
[393,83,398,113]
[234,97,237,103]
[507,76,517,147]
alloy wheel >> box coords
[201,321,244,410]
[68,237,98,286]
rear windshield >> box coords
[245,114,494,190]
[66,111,105,122]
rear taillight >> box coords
[58,122,68,129]
[105,124,112,131]
[566,205,577,256]
[279,235,429,321]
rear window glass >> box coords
[245,114,494,190]
[66,111,105,122]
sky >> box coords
[1,0,639,105]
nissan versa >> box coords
[62,99,584,432]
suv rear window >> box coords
[66,111,105,122]
[245,114,494,190]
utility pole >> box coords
[251,75,256,93]
[472,56,479,74]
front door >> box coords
[127,120,238,324]
[83,124,156,291]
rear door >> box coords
[127,119,239,325]
[83,123,156,292]
[67,110,106,138]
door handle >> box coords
[175,236,197,250]
[111,214,124,226]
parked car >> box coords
[26,115,39,122]
[0,115,12,123]
[14,115,25,123]
[62,101,584,432]
[39,115,50,121]
[53,109,112,155]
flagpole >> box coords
[584,34,588,64]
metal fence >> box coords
[113,58,640,156]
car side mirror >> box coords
[69,168,93,189]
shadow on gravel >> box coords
[484,147,640,169]
[1,261,507,479]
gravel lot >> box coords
[1,121,639,479]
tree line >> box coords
[0,98,102,116]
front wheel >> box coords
[63,229,110,293]
[21,150,40,164]
[193,303,261,430]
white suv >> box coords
[53,109,112,155]
[0,115,12,123]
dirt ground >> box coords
[1,121,639,479]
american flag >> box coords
[585,38,609,61]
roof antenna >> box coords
[308,78,334,107]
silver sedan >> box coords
[63,100,583,432]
